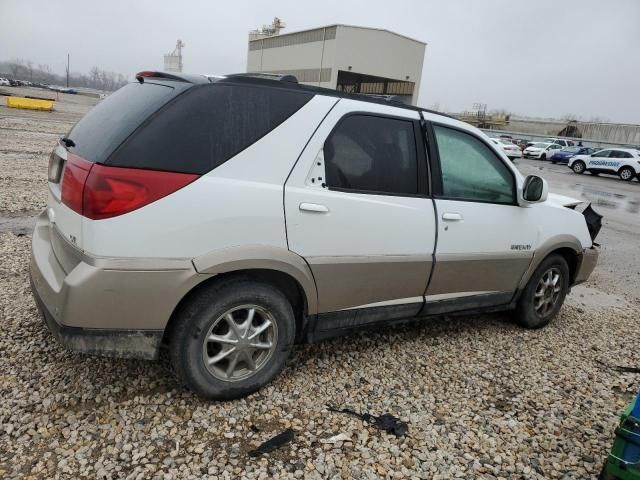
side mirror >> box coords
[521,175,548,204]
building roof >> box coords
[248,23,427,46]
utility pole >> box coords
[66,54,69,87]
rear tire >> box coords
[619,167,634,181]
[170,279,295,400]
[572,161,586,174]
[515,254,570,329]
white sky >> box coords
[2,0,639,122]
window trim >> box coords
[427,121,518,206]
[322,111,430,198]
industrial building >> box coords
[246,22,426,105]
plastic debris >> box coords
[248,428,294,457]
[321,433,352,443]
[327,405,408,437]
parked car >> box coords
[30,71,601,399]
[491,138,522,159]
[513,138,530,151]
[544,138,575,147]
[549,146,595,164]
[0,77,11,87]
[568,148,640,181]
[523,142,563,160]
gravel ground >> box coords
[1,92,640,479]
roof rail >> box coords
[224,72,299,84]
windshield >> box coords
[532,143,549,148]
[563,147,581,153]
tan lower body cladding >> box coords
[426,253,533,296]
[307,255,432,313]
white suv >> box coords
[568,148,640,181]
[30,72,601,399]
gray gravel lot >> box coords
[1,91,639,479]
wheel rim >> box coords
[573,163,584,173]
[202,305,278,382]
[534,267,563,317]
[621,169,632,180]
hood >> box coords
[547,192,583,208]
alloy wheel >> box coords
[202,305,278,382]
[533,267,563,317]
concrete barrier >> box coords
[6,96,54,111]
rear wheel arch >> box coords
[164,268,310,346]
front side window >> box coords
[324,115,419,195]
[593,150,611,158]
[433,125,514,204]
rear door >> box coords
[425,121,537,310]
[285,100,436,324]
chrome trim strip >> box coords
[341,296,424,311]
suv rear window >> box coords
[107,84,313,174]
[66,82,178,163]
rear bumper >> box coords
[29,210,205,359]
[30,277,163,359]
[574,245,599,285]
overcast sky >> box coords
[2,0,639,123]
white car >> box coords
[523,142,563,160]
[568,148,640,181]
[0,77,11,86]
[544,138,574,148]
[491,138,522,160]
[29,71,601,399]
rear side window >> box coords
[66,83,177,163]
[108,84,313,174]
[324,115,419,195]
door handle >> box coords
[442,212,463,221]
[299,202,329,213]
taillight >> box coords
[83,164,198,220]
[61,154,93,214]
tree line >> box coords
[0,58,128,92]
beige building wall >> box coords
[332,26,426,103]
[246,24,426,104]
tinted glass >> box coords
[66,82,177,163]
[109,84,313,174]
[324,115,418,195]
[594,150,611,157]
[618,151,633,158]
[433,125,514,204]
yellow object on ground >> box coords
[6,96,54,111]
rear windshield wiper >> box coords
[61,137,76,148]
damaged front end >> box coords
[583,204,603,242]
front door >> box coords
[285,100,436,324]
[425,122,537,310]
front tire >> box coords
[619,167,634,181]
[540,153,546,161]
[170,279,295,400]
[515,254,570,329]
[572,160,586,174]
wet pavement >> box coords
[517,157,640,303]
